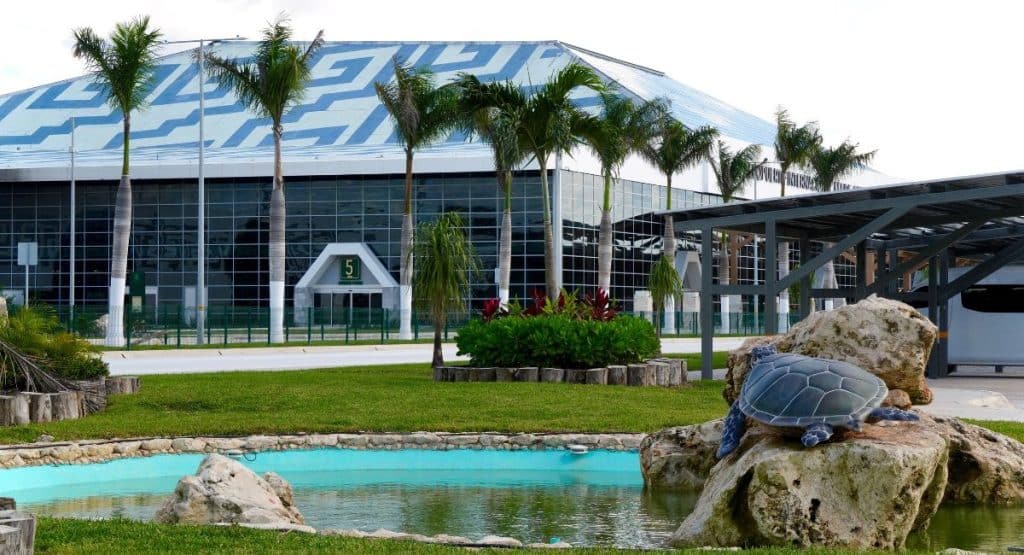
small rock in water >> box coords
[35,434,54,443]
[476,535,522,547]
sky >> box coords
[0,0,1018,181]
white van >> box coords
[912,265,1024,369]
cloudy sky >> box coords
[0,0,1017,180]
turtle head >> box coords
[750,345,777,365]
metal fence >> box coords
[13,303,796,349]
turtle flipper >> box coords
[866,406,919,422]
[801,422,834,447]
[716,402,746,459]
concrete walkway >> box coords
[102,336,750,376]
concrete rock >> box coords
[725,295,936,405]
[671,422,948,549]
[640,420,723,490]
[154,454,304,526]
[919,413,1024,504]
[883,389,913,410]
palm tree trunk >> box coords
[777,168,791,331]
[597,172,613,294]
[662,174,676,335]
[498,171,512,305]
[268,125,286,343]
[539,158,558,299]
[432,314,445,368]
[398,149,415,339]
[105,115,132,347]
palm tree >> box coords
[204,16,324,343]
[773,108,821,328]
[581,92,665,294]
[72,16,162,347]
[375,59,460,339]
[517,63,604,299]
[710,141,767,326]
[455,76,528,306]
[412,212,479,367]
[640,117,717,332]
[809,140,876,309]
[647,255,683,338]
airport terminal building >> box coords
[0,40,892,320]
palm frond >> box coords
[809,140,876,192]
[72,16,162,114]
[647,255,683,311]
[774,106,822,173]
[412,212,481,319]
[711,141,766,202]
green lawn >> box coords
[35,517,926,554]
[0,363,728,445]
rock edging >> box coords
[0,432,644,469]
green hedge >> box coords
[455,314,659,369]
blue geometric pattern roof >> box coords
[0,40,776,156]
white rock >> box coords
[476,535,523,547]
[154,454,304,526]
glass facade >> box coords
[0,168,849,315]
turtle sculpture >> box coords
[716,345,918,459]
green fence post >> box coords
[222,304,228,345]
[247,307,252,344]
[413,308,418,340]
[320,309,325,341]
[307,307,313,345]
[266,309,271,345]
[125,309,132,351]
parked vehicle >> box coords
[911,265,1024,370]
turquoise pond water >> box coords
[1,448,1021,549]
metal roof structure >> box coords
[0,40,777,177]
[662,170,1024,379]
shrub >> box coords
[0,305,109,384]
[456,313,659,369]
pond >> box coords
[0,448,1021,550]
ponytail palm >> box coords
[72,16,162,347]
[204,17,324,343]
[455,75,528,305]
[582,93,665,294]
[375,59,460,339]
[413,212,480,367]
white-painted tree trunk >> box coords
[398,150,415,339]
[662,295,676,335]
[597,173,613,294]
[105,169,132,345]
[268,129,286,343]
[720,232,731,334]
[498,172,512,306]
[778,241,791,332]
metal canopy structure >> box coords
[664,170,1024,379]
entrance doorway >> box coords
[315,291,383,327]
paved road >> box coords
[103,337,750,376]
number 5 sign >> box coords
[339,255,362,284]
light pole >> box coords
[69,116,76,322]
[162,36,245,344]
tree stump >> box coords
[106,376,140,395]
[0,510,35,555]
[565,369,588,384]
[627,364,647,386]
[586,368,608,385]
[72,379,106,414]
[540,368,565,383]
[607,365,627,385]
[494,368,515,382]
[0,395,30,426]
[648,362,669,387]
[514,367,538,382]
[642,363,658,386]
[0,525,20,555]
[0,499,13,510]
[477,368,496,382]
[24,393,52,423]
[451,368,470,382]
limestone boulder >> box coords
[154,454,304,526]
[671,422,948,549]
[724,295,937,405]
[639,419,723,490]
[916,414,1024,504]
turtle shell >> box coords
[738,353,887,427]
